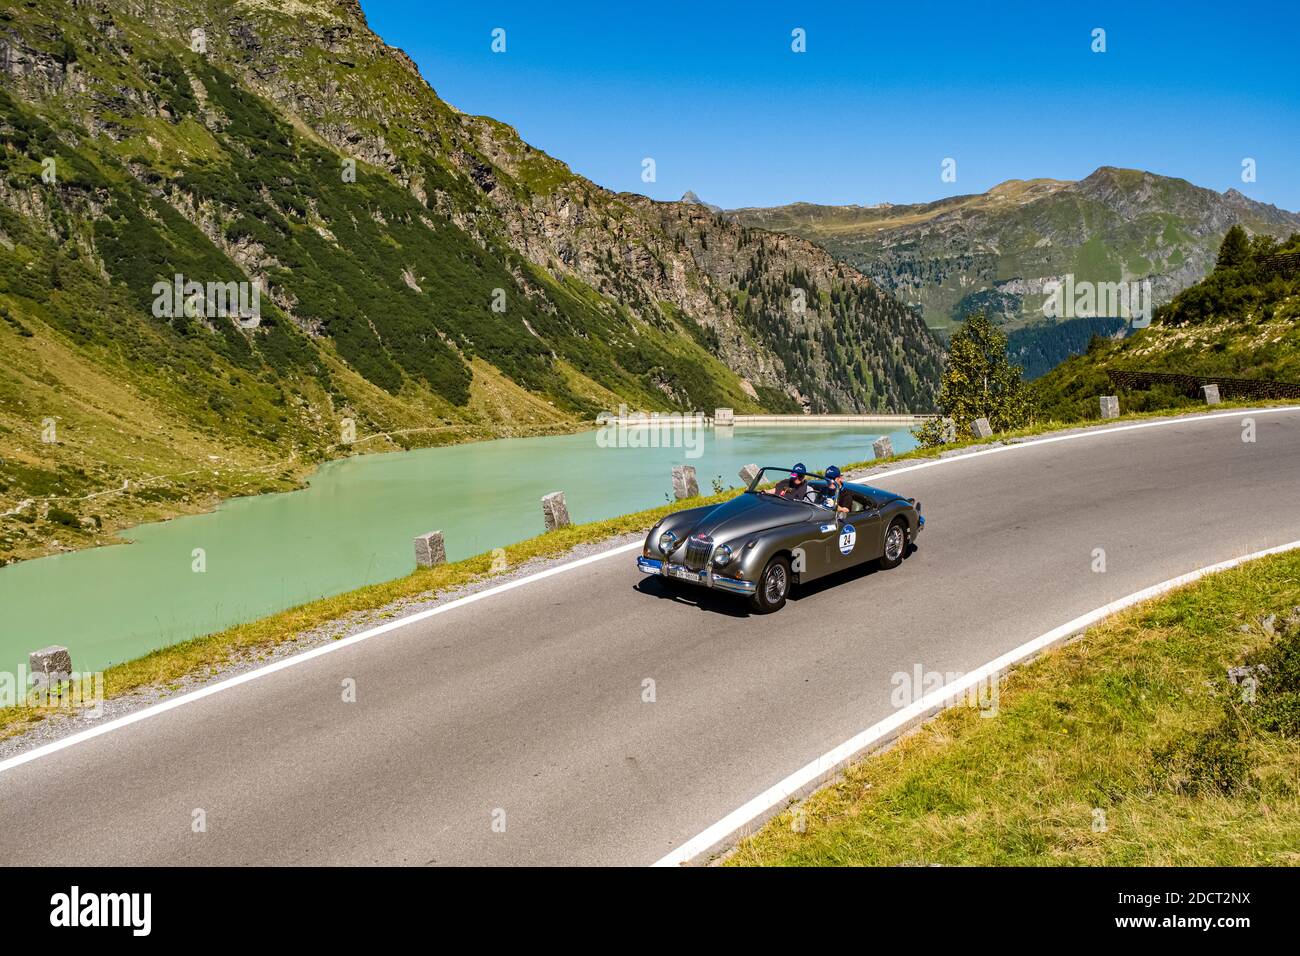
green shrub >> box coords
[1152,713,1250,796]
[1152,612,1300,795]
[45,506,81,529]
[1241,615,1300,737]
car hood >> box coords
[677,492,816,544]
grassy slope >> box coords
[1035,267,1300,423]
[0,300,581,563]
[728,549,1300,866]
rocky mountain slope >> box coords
[730,169,1300,334]
[0,0,940,562]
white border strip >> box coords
[652,536,1300,866]
[1,405,1294,778]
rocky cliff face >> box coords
[730,168,1300,334]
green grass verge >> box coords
[726,549,1300,866]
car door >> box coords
[835,491,882,568]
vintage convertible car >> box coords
[636,466,924,613]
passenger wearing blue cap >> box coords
[771,462,812,500]
[822,465,851,516]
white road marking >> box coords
[652,537,1300,866]
[2,405,1295,779]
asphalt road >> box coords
[2,410,1298,865]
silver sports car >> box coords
[637,466,924,613]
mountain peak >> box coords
[1078,165,1148,187]
[681,190,721,212]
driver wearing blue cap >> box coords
[771,462,813,501]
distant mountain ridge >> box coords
[729,168,1300,333]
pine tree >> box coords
[1215,224,1250,271]
[913,311,1034,446]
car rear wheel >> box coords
[749,555,791,613]
[879,518,909,570]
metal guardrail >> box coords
[1106,369,1300,400]
[1257,252,1300,278]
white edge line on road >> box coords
[652,536,1300,867]
[2,404,1295,778]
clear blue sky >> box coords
[360,0,1300,211]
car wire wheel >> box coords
[880,518,908,570]
[764,562,787,602]
[884,523,906,561]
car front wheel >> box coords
[878,518,909,570]
[749,555,791,613]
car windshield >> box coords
[745,466,835,509]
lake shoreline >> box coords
[0,417,594,568]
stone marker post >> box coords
[414,530,446,568]
[541,491,571,530]
[872,436,894,460]
[941,417,956,443]
[971,417,993,439]
[739,463,760,486]
[1201,384,1222,405]
[672,464,699,499]
[1099,395,1120,419]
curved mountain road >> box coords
[1,409,1298,865]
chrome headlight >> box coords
[712,544,734,567]
[658,530,677,555]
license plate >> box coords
[668,566,698,582]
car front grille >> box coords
[683,534,713,571]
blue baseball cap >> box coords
[791,463,807,477]
[825,465,841,480]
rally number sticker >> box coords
[838,524,856,555]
